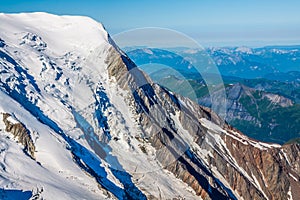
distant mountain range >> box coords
[0,13,299,200]
[127,45,300,80]
[126,46,300,144]
[205,46,300,78]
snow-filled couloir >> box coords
[0,12,299,200]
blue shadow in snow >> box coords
[0,89,125,199]
[0,50,41,93]
[72,109,146,200]
[0,189,32,200]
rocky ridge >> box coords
[1,113,35,158]
[0,12,299,200]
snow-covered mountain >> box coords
[0,12,299,200]
[127,46,300,80]
[201,46,300,79]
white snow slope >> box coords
[0,12,198,199]
[1,12,298,200]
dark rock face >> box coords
[2,113,35,159]
[0,38,5,48]
[1,22,298,198]
[20,33,47,51]
[106,44,300,200]
[220,130,300,200]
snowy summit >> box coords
[0,12,299,200]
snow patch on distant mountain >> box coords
[0,12,299,200]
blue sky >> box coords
[1,0,300,46]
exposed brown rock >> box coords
[2,113,35,159]
[105,43,300,200]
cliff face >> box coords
[0,13,299,200]
[106,45,300,200]
[221,130,300,200]
[2,113,35,159]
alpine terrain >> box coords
[126,47,300,144]
[0,13,299,200]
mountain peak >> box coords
[0,12,108,56]
[0,12,299,200]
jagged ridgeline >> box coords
[127,47,300,145]
[0,13,299,200]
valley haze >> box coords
[0,12,299,200]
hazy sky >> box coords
[1,0,300,46]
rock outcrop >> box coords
[106,43,300,200]
[2,113,35,159]
[0,13,299,200]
